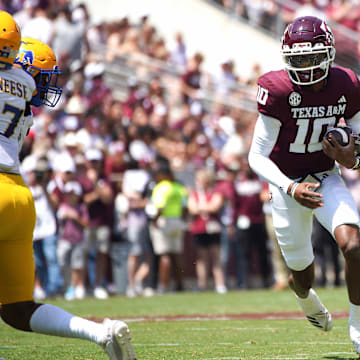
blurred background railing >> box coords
[104,52,258,115]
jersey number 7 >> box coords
[1,103,24,138]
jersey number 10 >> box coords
[289,116,336,153]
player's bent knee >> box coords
[342,244,360,263]
[336,225,360,262]
[0,301,42,332]
[286,256,313,272]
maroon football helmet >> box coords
[281,16,336,85]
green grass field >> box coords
[1,287,359,360]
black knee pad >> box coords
[0,301,42,332]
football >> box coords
[325,126,352,147]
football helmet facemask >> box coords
[15,37,62,107]
[0,11,21,70]
[281,16,336,86]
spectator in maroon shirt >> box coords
[180,52,204,104]
[122,78,145,118]
[47,156,77,210]
[57,181,89,301]
[79,148,114,299]
[230,156,271,289]
[104,140,127,192]
[84,64,112,111]
[214,164,237,287]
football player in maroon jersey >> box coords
[248,16,360,353]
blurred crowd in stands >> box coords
[216,0,360,72]
[217,0,360,34]
[2,0,359,300]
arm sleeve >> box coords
[248,113,294,193]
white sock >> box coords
[30,304,106,345]
[295,288,325,314]
[349,302,360,323]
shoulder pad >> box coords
[257,71,290,119]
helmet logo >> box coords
[15,50,34,66]
[320,21,334,46]
[288,92,302,106]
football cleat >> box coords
[306,309,333,331]
[349,320,360,354]
[102,319,137,360]
[295,288,333,332]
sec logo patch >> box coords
[288,92,302,107]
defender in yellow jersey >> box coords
[0,9,36,308]
[0,11,136,360]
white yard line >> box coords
[133,341,350,346]
[134,343,233,346]
[124,316,306,322]
[183,327,288,331]
[323,351,355,355]
[201,353,356,360]
[200,357,309,360]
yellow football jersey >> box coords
[0,67,35,174]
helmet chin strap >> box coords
[289,67,327,86]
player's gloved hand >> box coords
[322,133,357,169]
[287,182,323,209]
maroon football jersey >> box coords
[257,66,360,178]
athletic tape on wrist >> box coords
[290,182,299,199]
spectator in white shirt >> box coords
[21,7,54,45]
